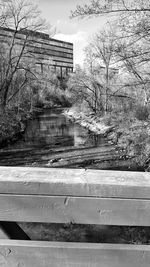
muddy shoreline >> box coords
[64,108,145,171]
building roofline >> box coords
[49,37,73,46]
[0,27,73,46]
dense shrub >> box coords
[135,105,149,121]
[0,110,21,146]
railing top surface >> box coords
[0,167,150,199]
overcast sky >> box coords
[35,0,107,66]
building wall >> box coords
[0,27,74,78]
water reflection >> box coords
[0,108,106,166]
[21,109,104,149]
[23,111,74,148]
[0,109,139,170]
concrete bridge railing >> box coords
[0,166,150,266]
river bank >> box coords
[64,107,150,171]
[0,108,119,168]
[0,107,126,169]
[0,107,43,148]
[0,106,149,171]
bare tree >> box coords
[67,64,107,113]
[84,29,119,112]
[71,0,150,18]
[71,1,150,107]
[112,10,150,106]
[0,0,53,112]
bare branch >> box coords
[71,0,150,18]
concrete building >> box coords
[0,27,73,78]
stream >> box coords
[0,108,136,170]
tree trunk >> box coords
[104,65,109,114]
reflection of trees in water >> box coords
[24,118,41,143]
[73,125,105,147]
[40,116,70,135]
[23,114,74,146]
[74,127,89,146]
[21,112,105,148]
[88,134,105,147]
